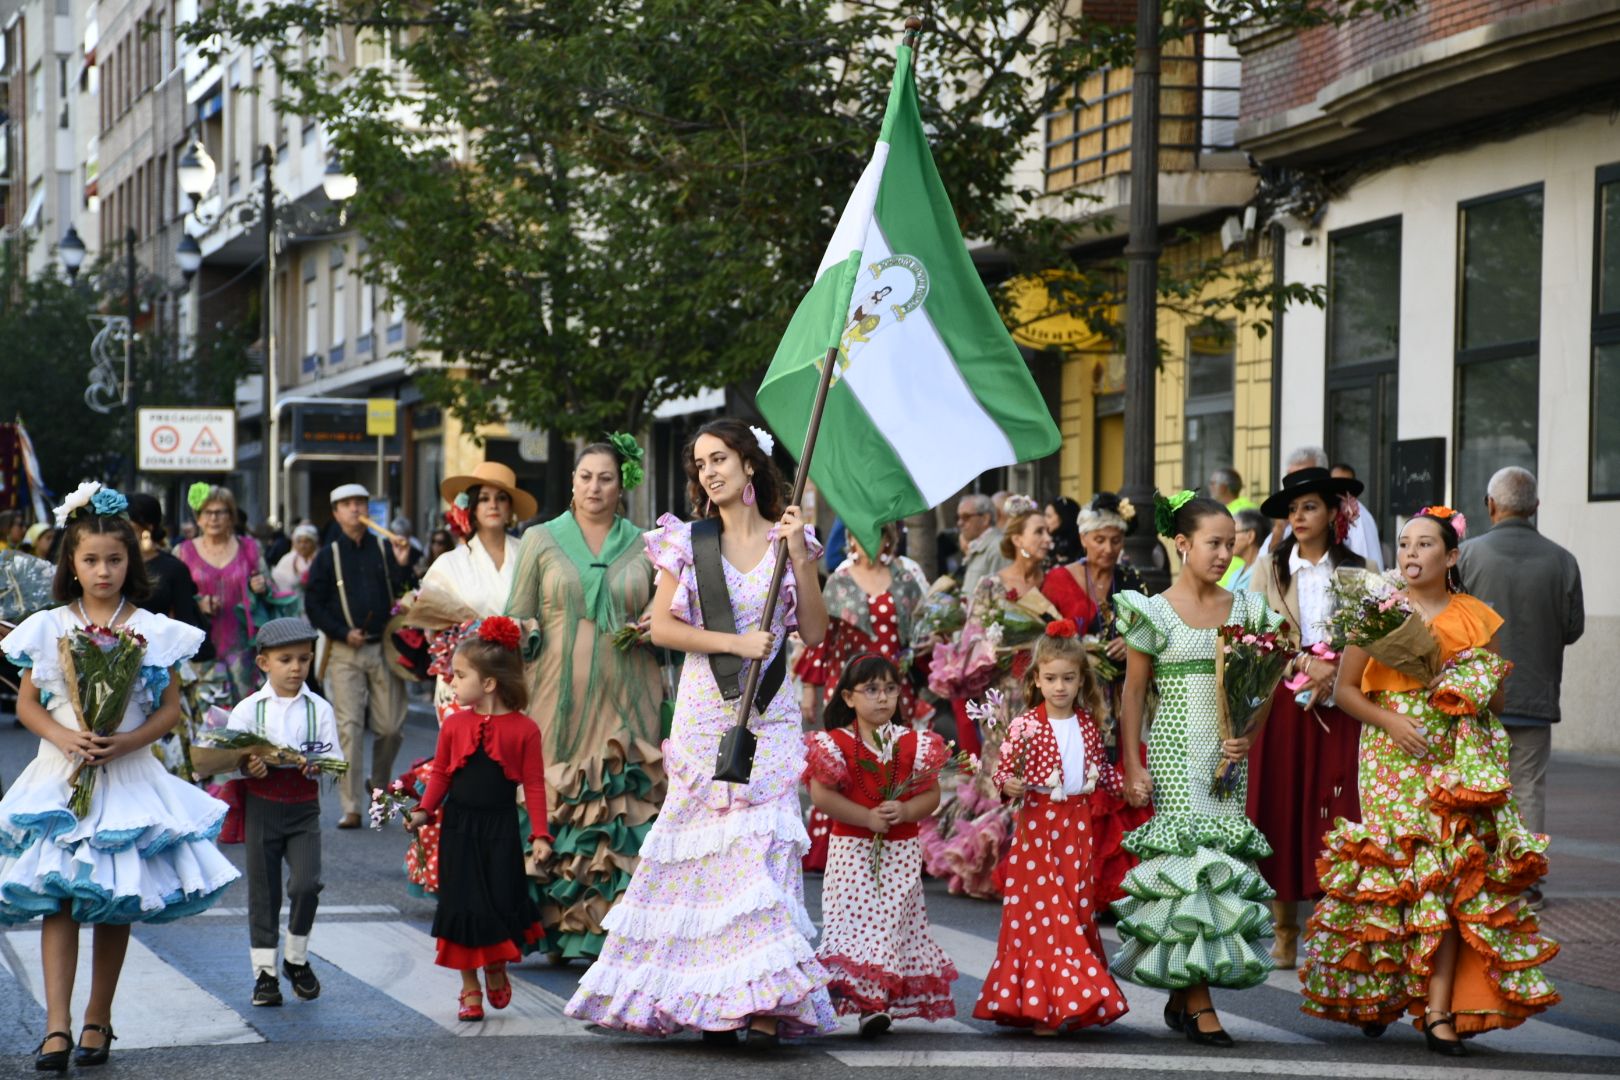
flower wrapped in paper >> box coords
[189,727,349,778]
[1211,617,1292,800]
[913,588,966,642]
[1327,567,1443,684]
[58,624,150,818]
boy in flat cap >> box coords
[225,616,343,1007]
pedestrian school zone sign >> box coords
[138,407,237,472]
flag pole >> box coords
[726,15,923,753]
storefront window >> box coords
[1592,167,1620,499]
[1327,219,1400,537]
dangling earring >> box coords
[742,481,756,507]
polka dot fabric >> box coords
[972,793,1126,1030]
[1108,590,1280,991]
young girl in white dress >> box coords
[0,485,240,1071]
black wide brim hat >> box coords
[1261,467,1365,519]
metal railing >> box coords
[1043,34,1241,192]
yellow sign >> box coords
[1003,272,1118,353]
[365,398,397,437]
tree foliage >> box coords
[183,0,1414,437]
[0,240,255,495]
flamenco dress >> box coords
[1299,594,1560,1033]
[1109,591,1278,989]
[804,727,957,1020]
[563,516,837,1036]
[973,704,1128,1030]
[0,606,239,924]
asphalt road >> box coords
[1,700,1616,1080]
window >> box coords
[1455,186,1542,510]
[1594,165,1620,499]
[1182,323,1235,492]
[57,56,70,128]
[303,275,320,371]
[358,277,375,353]
[331,265,347,365]
[1326,218,1401,542]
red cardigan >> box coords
[416,709,551,842]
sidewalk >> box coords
[1539,752,1620,994]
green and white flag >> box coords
[757,40,1061,556]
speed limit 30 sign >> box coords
[138,408,236,472]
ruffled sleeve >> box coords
[130,610,207,709]
[1235,588,1285,636]
[777,524,823,632]
[802,730,849,789]
[644,513,698,624]
[1114,591,1166,657]
[0,608,66,696]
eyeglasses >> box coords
[199,508,231,518]
[853,683,900,700]
[956,511,987,524]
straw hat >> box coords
[439,460,537,521]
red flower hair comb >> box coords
[476,616,522,651]
[1045,619,1079,639]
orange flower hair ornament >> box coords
[1416,505,1468,540]
[475,615,522,651]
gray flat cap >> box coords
[255,616,319,650]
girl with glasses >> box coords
[804,653,957,1037]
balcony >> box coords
[1040,32,1253,241]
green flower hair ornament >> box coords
[186,481,213,514]
[606,432,645,492]
[1153,489,1197,538]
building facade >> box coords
[1236,0,1620,752]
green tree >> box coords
[0,239,255,495]
[184,1,1411,437]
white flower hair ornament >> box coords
[54,481,104,527]
[749,424,776,459]
[1002,494,1040,518]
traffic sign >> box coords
[137,408,236,472]
[366,399,397,437]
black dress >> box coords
[141,551,215,662]
[430,747,543,969]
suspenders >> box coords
[255,696,325,756]
[330,534,392,638]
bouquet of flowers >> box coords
[58,624,149,818]
[610,623,647,652]
[859,724,977,877]
[927,619,999,698]
[189,727,350,778]
[1211,617,1293,800]
[912,589,967,642]
[0,549,55,625]
[1327,568,1443,684]
[1081,635,1122,683]
[370,776,429,868]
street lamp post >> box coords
[1121,0,1168,591]
[177,139,354,530]
[124,227,138,492]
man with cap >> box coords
[224,616,344,1006]
[304,483,417,827]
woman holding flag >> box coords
[564,419,836,1043]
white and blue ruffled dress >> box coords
[0,605,240,924]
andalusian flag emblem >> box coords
[757,40,1061,554]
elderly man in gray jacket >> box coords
[1458,467,1584,906]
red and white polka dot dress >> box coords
[798,593,930,873]
[805,728,959,1021]
[972,706,1128,1031]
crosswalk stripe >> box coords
[930,922,1321,1045]
[199,904,402,918]
[823,1049,1617,1079]
[0,930,263,1049]
[307,920,587,1037]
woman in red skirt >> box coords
[973,622,1129,1035]
[1248,468,1367,967]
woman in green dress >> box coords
[504,436,666,962]
[1112,492,1280,1048]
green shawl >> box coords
[546,511,644,629]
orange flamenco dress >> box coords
[1298,594,1560,1034]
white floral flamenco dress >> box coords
[0,606,241,924]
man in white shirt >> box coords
[225,617,343,1008]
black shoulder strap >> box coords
[690,517,786,715]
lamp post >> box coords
[59,223,142,488]
[59,225,87,281]
[177,139,355,529]
[1120,0,1168,591]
